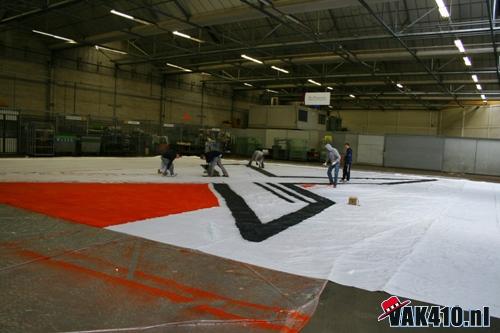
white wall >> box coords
[440,104,500,138]
[338,106,500,140]
[248,105,326,131]
[338,110,439,136]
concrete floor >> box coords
[303,283,499,332]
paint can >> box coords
[348,196,359,206]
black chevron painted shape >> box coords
[213,183,335,242]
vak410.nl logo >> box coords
[378,296,490,328]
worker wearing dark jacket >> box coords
[342,143,353,182]
[205,150,229,177]
[159,146,178,176]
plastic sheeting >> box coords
[0,204,324,332]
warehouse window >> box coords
[318,114,326,125]
[298,110,308,122]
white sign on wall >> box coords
[304,92,331,105]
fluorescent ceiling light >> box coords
[166,62,192,72]
[201,72,211,76]
[349,94,356,98]
[241,54,263,64]
[266,89,279,93]
[32,29,76,44]
[463,56,472,66]
[454,39,465,53]
[307,79,321,86]
[471,74,479,82]
[435,0,450,18]
[244,83,253,87]
[94,45,127,54]
[271,65,289,74]
[476,84,482,90]
[327,86,333,90]
[481,94,486,100]
[110,9,133,20]
[172,31,203,43]
[110,9,152,25]
[396,83,404,88]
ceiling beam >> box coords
[357,0,462,107]
[0,0,80,25]
[48,0,376,48]
[175,45,499,72]
[485,0,500,86]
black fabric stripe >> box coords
[380,179,438,185]
[247,165,276,177]
[248,164,438,185]
[279,183,336,202]
[213,183,335,242]
[266,183,312,203]
[254,182,295,203]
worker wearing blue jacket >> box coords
[342,143,353,182]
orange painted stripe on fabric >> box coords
[62,249,310,322]
[8,248,307,333]
[193,305,300,333]
[136,270,284,312]
[0,182,219,227]
[12,248,194,303]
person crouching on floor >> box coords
[203,150,229,177]
[342,142,353,182]
[324,143,341,187]
[158,145,179,176]
[247,148,265,169]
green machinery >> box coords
[288,139,308,161]
[54,135,77,155]
[235,137,261,156]
[271,138,309,161]
[272,139,289,160]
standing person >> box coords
[158,145,179,176]
[247,149,265,169]
[324,143,341,187]
[204,150,229,177]
[342,143,353,182]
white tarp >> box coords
[1,156,499,317]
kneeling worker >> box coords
[204,150,229,177]
[158,145,179,176]
[247,149,265,169]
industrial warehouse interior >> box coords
[1,0,500,332]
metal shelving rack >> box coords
[0,109,19,155]
[26,122,55,156]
